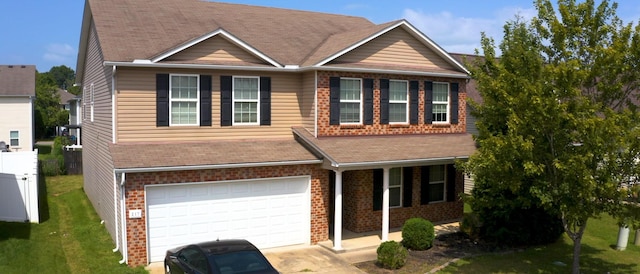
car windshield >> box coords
[208,250,271,274]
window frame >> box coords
[432,82,450,124]
[9,130,19,147]
[232,76,260,126]
[388,80,409,124]
[339,77,363,125]
[389,167,403,208]
[428,165,446,203]
[169,74,200,126]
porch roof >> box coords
[292,127,476,170]
[109,138,321,172]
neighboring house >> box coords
[0,65,35,152]
[450,53,482,194]
[75,0,475,266]
[58,90,83,148]
[0,65,39,224]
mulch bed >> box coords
[354,232,512,273]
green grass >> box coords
[0,175,147,273]
[441,214,640,273]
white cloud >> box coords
[43,43,75,63]
[343,3,368,11]
[403,6,535,55]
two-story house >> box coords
[76,0,475,266]
[0,65,35,152]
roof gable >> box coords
[0,65,36,96]
[157,30,277,67]
[315,21,469,75]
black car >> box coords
[164,239,279,274]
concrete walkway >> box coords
[147,222,460,273]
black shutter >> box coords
[409,81,419,124]
[199,75,212,126]
[156,74,169,127]
[220,76,232,126]
[329,77,341,125]
[373,169,383,211]
[450,82,459,124]
[424,81,433,124]
[403,167,413,208]
[420,166,430,205]
[380,79,389,124]
[260,77,271,125]
[363,78,374,125]
[446,164,457,202]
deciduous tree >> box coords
[465,1,640,273]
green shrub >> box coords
[376,241,407,269]
[52,136,70,156]
[460,212,482,240]
[401,218,435,250]
[40,154,65,176]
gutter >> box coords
[329,156,469,170]
[113,159,322,173]
[102,61,471,79]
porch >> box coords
[318,221,461,263]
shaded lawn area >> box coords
[0,175,146,273]
[440,213,640,273]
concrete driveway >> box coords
[147,245,364,274]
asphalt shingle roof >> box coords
[0,65,35,96]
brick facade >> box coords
[342,167,464,233]
[123,164,329,266]
[316,71,467,137]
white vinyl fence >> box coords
[0,150,39,223]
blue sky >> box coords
[1,0,639,73]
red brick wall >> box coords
[342,167,464,233]
[123,164,328,266]
[316,71,467,137]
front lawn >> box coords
[0,175,146,273]
[440,214,640,273]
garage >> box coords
[145,176,311,262]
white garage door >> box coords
[146,176,310,262]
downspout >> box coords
[119,172,127,264]
[314,71,318,137]
[111,65,117,143]
[112,172,119,253]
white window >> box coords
[9,131,18,147]
[389,167,403,207]
[233,76,260,125]
[428,165,446,202]
[340,78,362,124]
[90,83,95,122]
[432,82,449,123]
[170,74,199,126]
[389,80,408,123]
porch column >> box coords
[333,170,343,250]
[382,167,390,242]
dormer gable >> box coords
[151,29,282,68]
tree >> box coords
[464,1,640,273]
[48,65,76,91]
[35,71,68,139]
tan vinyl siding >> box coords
[300,71,316,133]
[331,28,456,70]
[165,36,267,65]
[81,21,119,247]
[115,68,304,142]
[0,97,34,152]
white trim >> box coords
[338,77,363,125]
[113,159,323,173]
[314,71,318,138]
[382,167,390,242]
[169,74,200,126]
[333,170,343,250]
[111,66,117,143]
[231,76,260,126]
[101,61,470,79]
[432,82,450,124]
[389,80,409,124]
[151,29,283,68]
[90,83,94,122]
